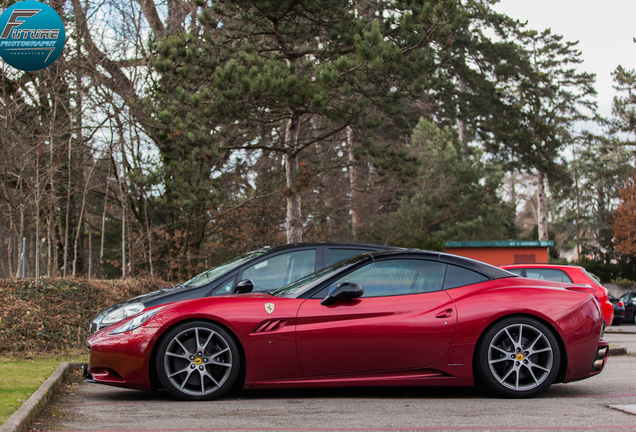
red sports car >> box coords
[87,250,608,400]
[500,264,614,328]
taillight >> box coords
[618,301,624,307]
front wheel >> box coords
[475,317,561,398]
[156,321,241,401]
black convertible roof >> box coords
[362,249,515,280]
[255,242,401,253]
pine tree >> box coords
[394,119,515,244]
[611,65,636,140]
[152,0,460,243]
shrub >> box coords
[0,278,170,354]
[610,278,636,288]
[576,259,636,284]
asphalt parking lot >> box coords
[29,325,636,432]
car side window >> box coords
[523,268,573,283]
[242,249,317,292]
[211,276,236,295]
[443,265,489,289]
[316,259,446,298]
[328,248,371,265]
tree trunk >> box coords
[88,232,92,279]
[537,171,549,241]
[143,193,154,279]
[285,116,303,244]
[49,129,57,277]
[63,136,72,277]
[458,78,469,159]
[47,215,52,277]
[127,200,134,277]
[7,204,15,278]
[121,197,127,278]
[100,173,110,276]
[16,204,24,278]
[35,149,40,285]
[73,162,95,276]
[347,126,364,239]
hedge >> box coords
[0,278,170,354]
[577,260,636,284]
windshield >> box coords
[182,250,265,287]
[273,253,372,298]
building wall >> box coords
[446,247,549,266]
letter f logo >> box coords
[0,9,40,39]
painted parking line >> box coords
[542,393,636,399]
[42,426,636,432]
[54,391,636,407]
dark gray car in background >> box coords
[91,242,398,332]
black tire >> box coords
[475,316,561,398]
[156,321,241,401]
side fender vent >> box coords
[252,319,288,333]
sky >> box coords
[493,0,636,119]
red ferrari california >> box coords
[87,250,608,400]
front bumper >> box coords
[87,326,162,391]
[81,364,95,382]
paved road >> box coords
[30,327,636,432]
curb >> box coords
[0,362,86,432]
[605,329,636,335]
[609,345,628,356]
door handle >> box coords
[435,308,453,319]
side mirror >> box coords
[321,282,363,306]
[235,279,254,294]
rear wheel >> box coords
[475,317,560,398]
[156,321,240,401]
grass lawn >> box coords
[0,353,87,425]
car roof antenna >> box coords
[384,220,402,246]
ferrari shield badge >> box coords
[264,303,275,314]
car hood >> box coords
[92,284,201,321]
[91,293,289,339]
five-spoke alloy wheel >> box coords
[157,321,240,401]
[476,317,561,398]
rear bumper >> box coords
[555,298,606,383]
[590,340,610,374]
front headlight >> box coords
[109,307,165,334]
[100,303,145,328]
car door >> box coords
[295,258,457,377]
